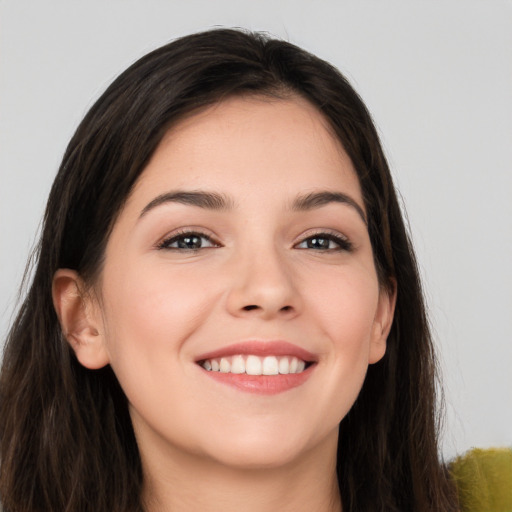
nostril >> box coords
[239,304,296,315]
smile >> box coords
[195,341,317,395]
[200,355,307,375]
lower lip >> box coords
[199,365,315,395]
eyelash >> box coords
[294,231,353,252]
[156,230,220,251]
[156,230,352,252]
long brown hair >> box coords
[0,29,458,511]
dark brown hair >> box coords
[0,28,458,511]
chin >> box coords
[205,441,308,470]
[197,423,337,471]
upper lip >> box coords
[195,341,317,363]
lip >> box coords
[195,341,317,396]
[195,340,317,363]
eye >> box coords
[157,231,219,251]
[295,232,352,252]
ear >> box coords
[368,280,397,364]
[52,269,110,369]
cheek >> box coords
[97,261,222,448]
[301,268,380,417]
[99,260,217,370]
[307,266,380,348]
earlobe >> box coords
[368,280,397,364]
[52,269,110,369]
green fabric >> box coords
[450,448,512,512]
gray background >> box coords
[1,0,511,459]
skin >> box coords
[53,95,395,512]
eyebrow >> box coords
[291,191,367,224]
[139,189,367,224]
[139,190,234,218]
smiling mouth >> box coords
[199,355,312,375]
[195,341,317,394]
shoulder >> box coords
[450,447,512,512]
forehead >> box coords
[128,95,362,211]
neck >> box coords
[140,433,342,512]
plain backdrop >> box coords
[1,0,511,459]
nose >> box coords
[225,245,301,320]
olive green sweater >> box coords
[451,448,512,512]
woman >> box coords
[0,29,458,511]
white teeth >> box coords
[231,355,245,374]
[200,354,309,375]
[278,357,289,374]
[246,355,262,375]
[219,357,230,373]
[262,356,279,375]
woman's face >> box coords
[91,96,394,470]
